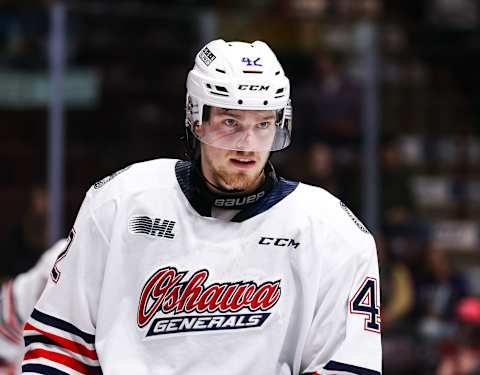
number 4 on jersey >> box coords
[349,277,381,333]
[51,228,76,283]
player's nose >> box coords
[234,127,256,151]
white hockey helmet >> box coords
[185,39,292,154]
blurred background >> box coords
[1,0,480,373]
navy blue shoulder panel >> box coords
[232,178,298,222]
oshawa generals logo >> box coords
[137,267,281,337]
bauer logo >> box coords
[213,191,265,208]
[199,47,216,66]
[128,215,176,239]
[137,267,281,337]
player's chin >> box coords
[222,172,258,191]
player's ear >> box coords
[193,121,204,137]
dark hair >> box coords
[202,105,211,123]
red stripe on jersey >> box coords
[0,324,21,344]
[5,281,22,333]
[24,348,98,375]
[24,322,98,360]
[0,281,21,342]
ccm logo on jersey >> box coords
[128,215,176,239]
[259,237,300,249]
[137,267,281,337]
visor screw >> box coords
[238,100,243,105]
[263,100,268,105]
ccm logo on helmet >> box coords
[238,85,270,91]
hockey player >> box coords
[22,40,381,374]
[0,238,66,374]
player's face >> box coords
[198,108,272,192]
[195,106,277,152]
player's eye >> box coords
[223,118,238,128]
[257,121,272,129]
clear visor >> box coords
[188,105,292,152]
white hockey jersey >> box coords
[22,159,381,375]
[0,238,67,372]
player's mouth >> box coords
[230,157,256,169]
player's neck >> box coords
[191,161,277,211]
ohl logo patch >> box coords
[128,215,176,239]
[137,267,281,337]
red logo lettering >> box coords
[137,267,281,328]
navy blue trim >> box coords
[31,309,95,344]
[24,334,58,348]
[23,361,102,375]
[22,363,69,375]
[232,178,298,222]
[175,160,211,216]
[324,360,381,375]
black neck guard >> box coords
[175,160,278,216]
[192,161,277,209]
[175,160,299,221]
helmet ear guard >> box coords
[183,127,198,161]
[184,39,293,156]
[184,95,200,161]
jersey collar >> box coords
[175,160,298,222]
